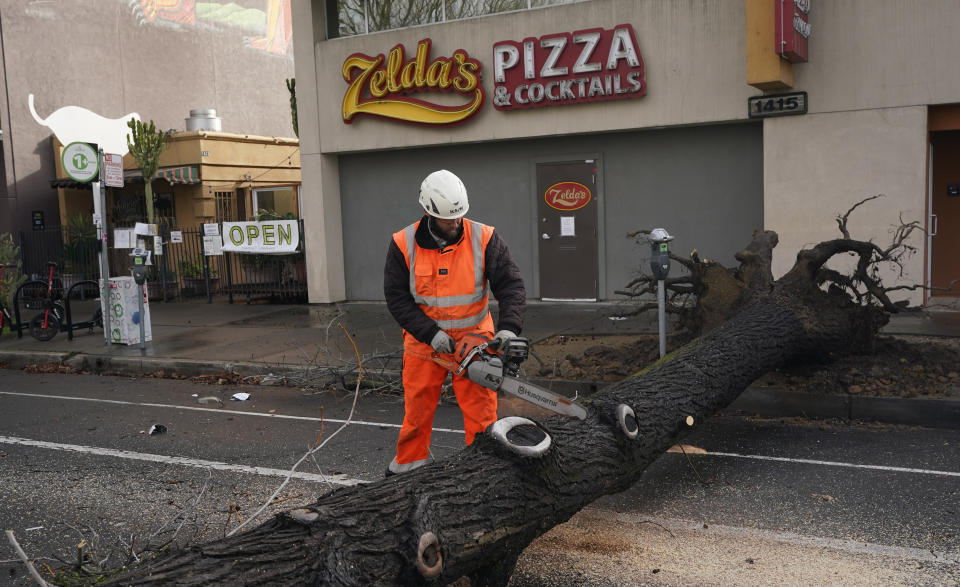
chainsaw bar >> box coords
[466,360,587,420]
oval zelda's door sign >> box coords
[545,181,591,211]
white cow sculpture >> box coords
[28,94,140,156]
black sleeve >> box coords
[383,240,441,344]
[485,231,526,335]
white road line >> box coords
[0,390,463,434]
[702,451,960,477]
[0,435,367,486]
[5,392,956,478]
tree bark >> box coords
[109,231,889,586]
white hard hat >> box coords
[419,170,469,219]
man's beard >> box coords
[431,219,460,242]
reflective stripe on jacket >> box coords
[393,218,495,336]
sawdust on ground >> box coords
[528,334,960,399]
[509,507,957,586]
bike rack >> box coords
[12,280,47,338]
[11,279,101,340]
[65,280,101,340]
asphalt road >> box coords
[0,370,957,586]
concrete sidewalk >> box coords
[0,299,659,372]
[1,299,958,428]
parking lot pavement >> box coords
[1,371,958,585]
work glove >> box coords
[492,329,517,349]
[430,330,456,354]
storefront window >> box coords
[253,186,299,219]
[154,192,176,227]
[330,0,586,38]
[111,190,146,225]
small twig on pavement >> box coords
[5,529,49,586]
[145,469,213,554]
[679,444,710,486]
[270,493,303,505]
[227,322,364,537]
[41,561,57,579]
[637,520,676,539]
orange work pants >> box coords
[395,353,498,466]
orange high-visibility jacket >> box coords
[392,218,495,355]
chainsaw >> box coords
[432,335,588,420]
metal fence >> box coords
[16,221,308,304]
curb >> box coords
[0,351,76,370]
[2,351,958,430]
[727,387,960,430]
[0,350,312,380]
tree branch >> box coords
[6,530,49,586]
[836,194,884,239]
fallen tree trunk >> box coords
[110,230,894,586]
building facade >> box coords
[293,0,960,306]
[52,131,301,228]
[0,0,296,236]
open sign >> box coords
[221,220,299,253]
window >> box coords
[253,186,299,219]
[112,191,146,225]
[215,190,237,222]
[327,0,587,38]
[154,192,176,227]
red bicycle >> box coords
[29,262,66,341]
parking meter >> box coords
[130,248,149,285]
[648,228,673,358]
[649,228,673,280]
[129,249,149,350]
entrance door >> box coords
[930,132,960,297]
[537,160,599,300]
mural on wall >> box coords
[129,0,293,57]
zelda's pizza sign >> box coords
[341,40,483,126]
[492,24,645,111]
[340,24,645,126]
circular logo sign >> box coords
[62,142,99,182]
[544,181,591,211]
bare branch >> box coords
[227,323,364,537]
[816,268,865,304]
[5,530,49,586]
[836,195,884,239]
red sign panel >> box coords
[544,181,591,211]
[492,24,645,112]
[776,0,811,63]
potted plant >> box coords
[145,265,178,300]
[0,233,26,332]
[178,255,218,295]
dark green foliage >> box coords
[126,119,166,224]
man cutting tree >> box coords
[383,169,526,475]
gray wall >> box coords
[340,121,762,300]
[0,0,296,234]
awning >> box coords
[50,178,93,189]
[124,165,200,185]
[153,165,199,185]
[52,165,200,189]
